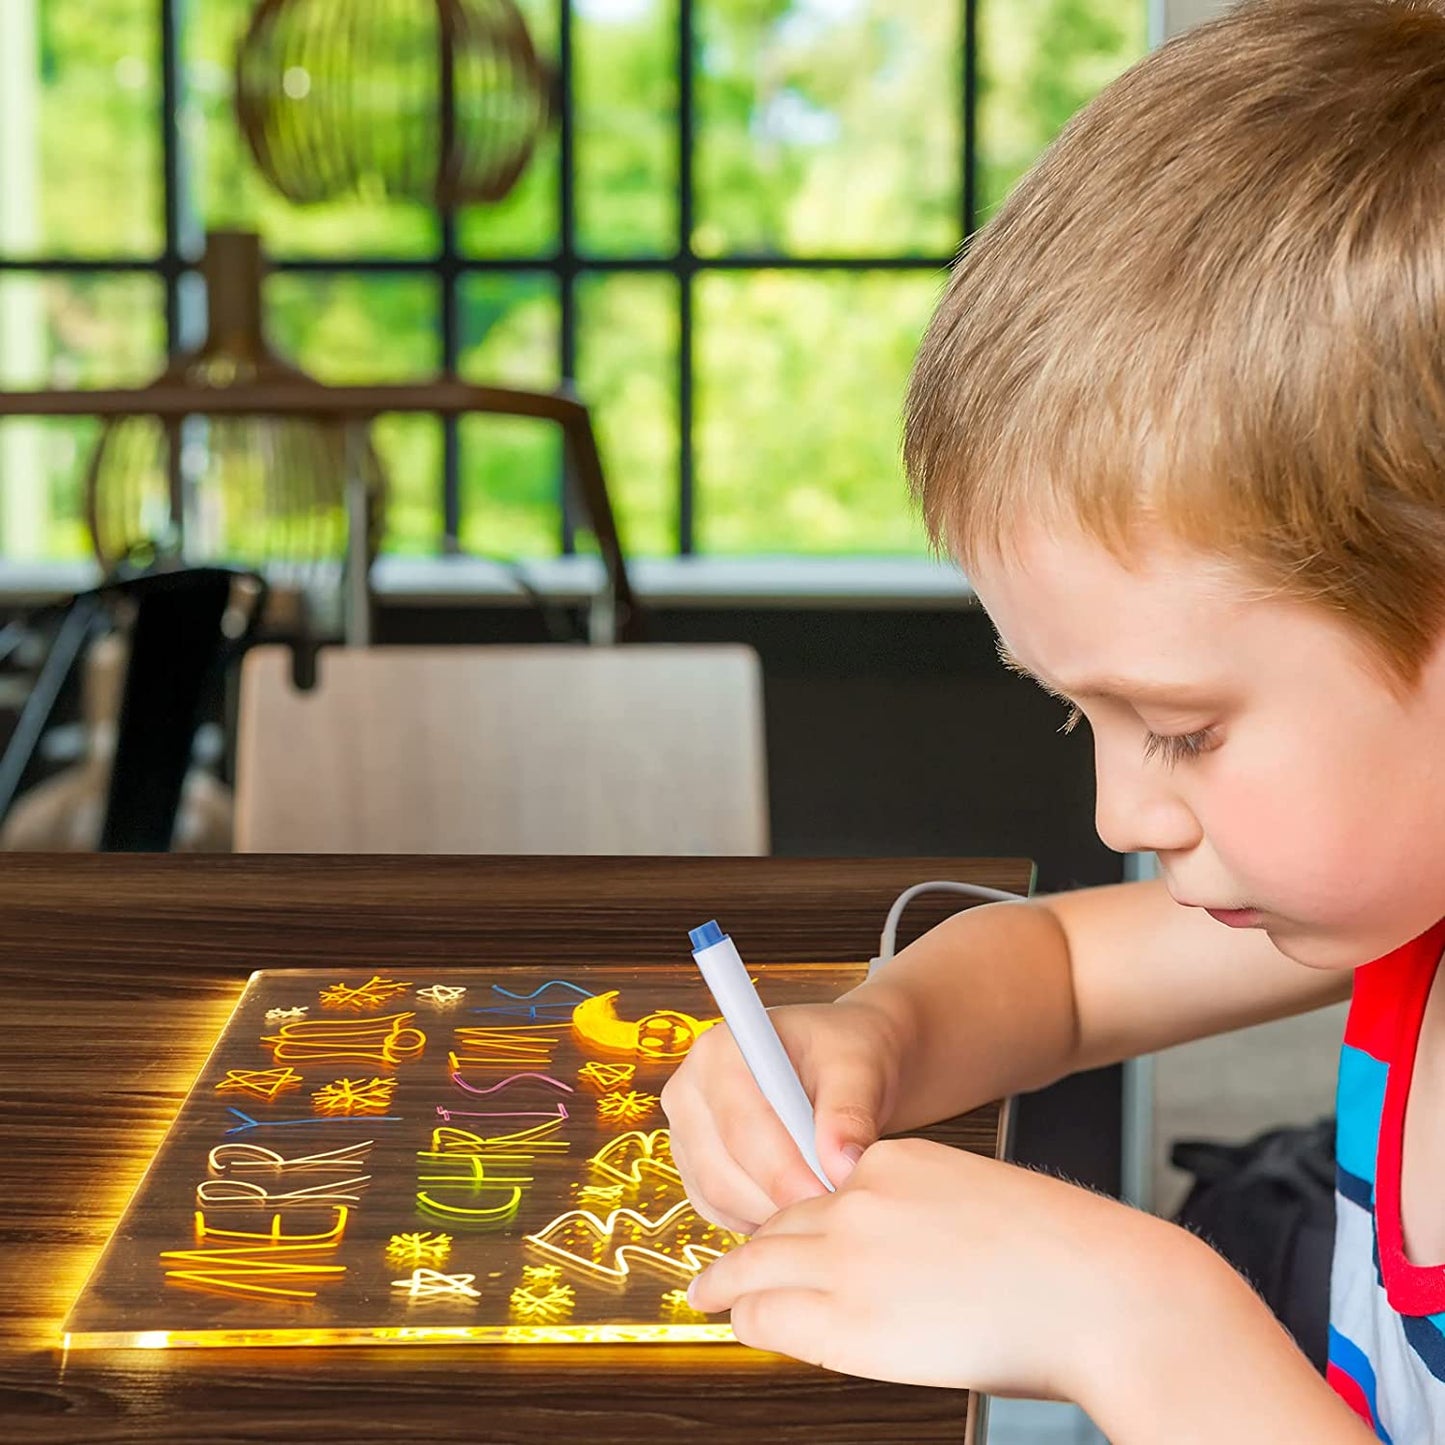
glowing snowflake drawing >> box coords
[416,984,467,1005]
[510,1265,575,1323]
[595,1089,660,1126]
[390,1268,481,1301]
[215,1067,304,1101]
[319,975,411,1011]
[385,1231,453,1268]
[312,1075,398,1116]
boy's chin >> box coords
[1264,923,1383,973]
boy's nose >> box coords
[1092,743,1199,857]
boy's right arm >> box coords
[850,876,1351,1135]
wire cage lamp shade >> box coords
[235,0,554,209]
[84,232,387,589]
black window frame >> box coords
[0,0,978,558]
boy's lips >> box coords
[1172,894,1264,926]
[1202,906,1263,927]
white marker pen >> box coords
[687,920,834,1190]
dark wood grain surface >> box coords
[0,855,1030,1445]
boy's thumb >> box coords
[812,1085,883,1186]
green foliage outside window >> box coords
[0,0,1145,563]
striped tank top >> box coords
[1330,914,1445,1441]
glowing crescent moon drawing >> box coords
[570,991,718,1060]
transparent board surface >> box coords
[63,962,862,1348]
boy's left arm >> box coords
[687,1138,1374,1443]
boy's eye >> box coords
[1142,727,1216,767]
[1058,704,1216,768]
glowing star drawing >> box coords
[264,1006,309,1022]
[319,975,411,1011]
[311,1076,398,1116]
[570,991,719,1060]
[589,1129,683,1187]
[416,984,467,1006]
[215,1067,304,1101]
[263,1011,425,1066]
[577,1060,635,1092]
[390,1268,482,1301]
[510,1264,576,1323]
[595,1090,660,1127]
[385,1231,453,1267]
[524,1199,730,1285]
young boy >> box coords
[660,1,1445,1439]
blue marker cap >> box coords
[689,919,725,951]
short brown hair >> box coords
[905,0,1445,693]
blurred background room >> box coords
[0,3,1338,1439]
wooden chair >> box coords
[234,644,769,854]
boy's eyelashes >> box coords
[1058,701,1218,768]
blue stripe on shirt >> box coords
[1329,1325,1394,1443]
[1337,1045,1389,1192]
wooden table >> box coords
[0,855,1027,1444]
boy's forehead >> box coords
[968,524,1274,690]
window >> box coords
[0,0,1146,564]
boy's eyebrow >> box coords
[993,638,1219,706]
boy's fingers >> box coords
[665,1096,781,1230]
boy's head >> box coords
[905,0,1445,965]
[906,0,1445,698]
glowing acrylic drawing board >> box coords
[62,962,861,1349]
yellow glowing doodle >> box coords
[577,1060,635,1092]
[589,1129,682,1187]
[661,1288,708,1323]
[416,1154,534,1223]
[524,1200,728,1285]
[163,1210,348,1300]
[576,1183,626,1209]
[448,1023,567,1069]
[196,1173,370,1208]
[264,1006,309,1022]
[311,1076,399,1116]
[208,1140,373,1174]
[416,984,467,1005]
[391,1267,482,1301]
[215,1067,304,1101]
[510,1265,576,1323]
[319,975,412,1011]
[428,1120,569,1155]
[570,991,719,1060]
[385,1231,453,1267]
[194,1208,349,1244]
[595,1090,661,1127]
[263,1012,425,1066]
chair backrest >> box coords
[234,644,769,854]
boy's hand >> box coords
[660,996,909,1234]
[685,1136,1132,1400]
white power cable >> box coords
[869,879,1028,977]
